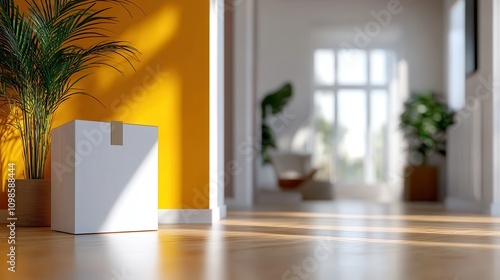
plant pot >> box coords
[14,179,51,227]
[278,178,306,190]
[404,166,438,201]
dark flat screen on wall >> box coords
[465,0,477,75]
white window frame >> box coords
[312,48,396,186]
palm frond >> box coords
[0,0,140,179]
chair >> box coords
[268,150,333,200]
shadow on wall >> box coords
[0,114,22,209]
[0,0,210,210]
[0,116,16,209]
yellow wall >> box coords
[0,0,209,209]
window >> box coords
[313,48,394,185]
[448,0,466,110]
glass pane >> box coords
[371,90,388,182]
[337,90,366,182]
[314,49,335,86]
[338,49,367,85]
[314,90,334,181]
[448,0,466,110]
[370,50,388,85]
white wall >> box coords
[254,0,445,192]
[445,0,500,214]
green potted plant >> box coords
[0,0,138,226]
[260,82,293,164]
[400,91,455,201]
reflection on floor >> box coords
[1,201,500,280]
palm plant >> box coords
[0,0,139,179]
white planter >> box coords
[51,120,158,234]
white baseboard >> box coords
[212,205,227,222]
[158,205,226,224]
[445,197,499,215]
[158,209,219,224]
[0,208,227,224]
[489,203,500,215]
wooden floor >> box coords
[1,201,500,280]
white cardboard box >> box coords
[51,120,158,234]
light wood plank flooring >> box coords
[1,201,500,280]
